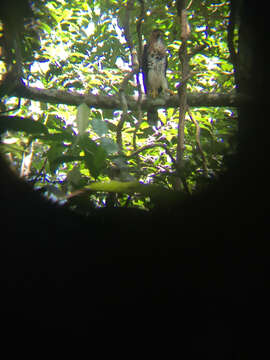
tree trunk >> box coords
[236,0,268,162]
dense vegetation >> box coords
[0,0,237,213]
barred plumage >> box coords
[142,29,168,125]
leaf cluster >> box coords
[0,0,237,213]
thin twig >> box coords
[127,143,176,165]
[0,97,21,114]
[178,71,198,87]
[188,43,208,58]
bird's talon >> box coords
[149,89,158,99]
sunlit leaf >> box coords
[76,103,90,135]
[91,118,108,136]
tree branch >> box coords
[10,83,249,110]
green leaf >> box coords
[50,155,83,173]
[37,132,74,142]
[77,134,97,153]
[0,116,48,135]
[85,180,161,195]
[91,118,108,136]
[84,146,106,178]
[85,180,185,206]
[78,134,107,178]
[39,22,52,34]
[99,137,118,154]
[75,103,90,135]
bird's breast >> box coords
[147,57,166,89]
[148,53,166,73]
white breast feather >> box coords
[147,38,168,93]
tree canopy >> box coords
[0,0,238,212]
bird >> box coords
[142,29,169,125]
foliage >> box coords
[0,0,237,212]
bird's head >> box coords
[151,29,164,40]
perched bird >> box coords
[142,29,169,125]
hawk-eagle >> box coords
[142,29,168,124]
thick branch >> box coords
[11,83,248,110]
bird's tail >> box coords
[147,109,159,125]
